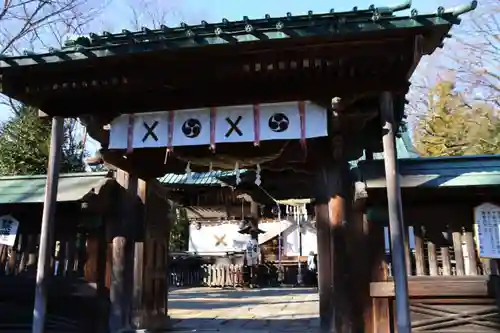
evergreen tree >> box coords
[415,80,500,156]
[0,105,87,175]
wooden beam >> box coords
[33,75,408,117]
[370,276,494,298]
[13,37,411,86]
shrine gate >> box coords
[0,1,478,332]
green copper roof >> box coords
[0,0,477,69]
[0,172,109,204]
[373,131,418,159]
[349,131,419,170]
[359,154,500,188]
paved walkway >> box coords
[169,287,319,332]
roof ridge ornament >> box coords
[444,0,477,16]
[374,0,411,14]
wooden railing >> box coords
[0,231,98,333]
[370,223,500,333]
[0,231,90,278]
[382,225,491,278]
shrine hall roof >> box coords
[0,0,477,68]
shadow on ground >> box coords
[169,317,319,332]
[169,287,316,300]
[168,287,319,332]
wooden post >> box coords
[441,245,451,276]
[404,227,412,275]
[315,200,333,331]
[131,179,146,329]
[414,225,426,276]
[451,224,465,276]
[250,200,260,286]
[350,182,372,333]
[314,162,350,333]
[463,227,478,275]
[427,239,438,276]
[371,220,391,333]
[32,116,63,333]
[7,235,20,275]
[109,169,138,332]
[380,91,411,333]
[131,179,172,331]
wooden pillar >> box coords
[131,179,172,331]
[380,91,411,333]
[109,169,138,332]
[32,116,64,333]
[350,181,372,333]
[314,162,351,333]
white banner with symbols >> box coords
[108,101,328,150]
[0,215,19,247]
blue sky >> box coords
[0,0,472,152]
[180,0,457,23]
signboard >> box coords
[474,203,500,258]
[0,215,19,246]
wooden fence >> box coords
[370,222,500,333]
[0,232,88,278]
[381,225,494,278]
[0,230,96,333]
[169,260,313,288]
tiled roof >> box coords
[0,0,477,68]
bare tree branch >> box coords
[445,0,499,106]
[0,0,110,111]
